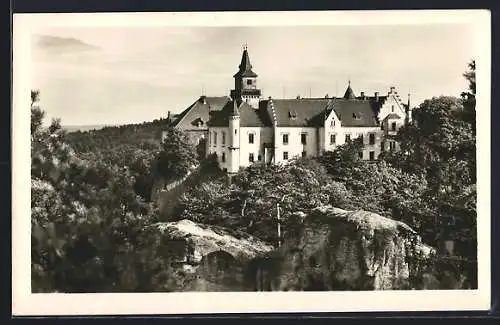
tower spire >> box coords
[343,80,356,99]
[230,45,261,108]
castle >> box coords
[165,46,412,174]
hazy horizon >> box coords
[32,24,478,126]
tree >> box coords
[377,63,477,283]
[155,126,199,182]
[461,60,476,126]
[31,90,175,292]
[177,158,338,244]
[318,137,364,181]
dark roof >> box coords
[240,102,269,127]
[331,99,378,127]
[208,100,271,127]
[206,96,383,128]
[268,99,332,127]
[233,49,258,78]
[384,113,402,119]
[356,95,388,117]
[343,83,356,100]
[173,96,230,130]
[230,100,240,116]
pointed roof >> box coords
[343,81,356,100]
[231,100,240,117]
[172,96,231,131]
[233,48,258,78]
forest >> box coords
[31,61,477,292]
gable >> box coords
[269,99,331,127]
[173,96,231,130]
[332,99,378,127]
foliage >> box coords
[31,91,180,292]
[155,126,199,183]
[64,116,170,202]
[178,158,350,244]
[377,62,477,278]
[461,60,476,126]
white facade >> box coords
[202,50,411,172]
[273,127,319,164]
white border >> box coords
[12,10,491,315]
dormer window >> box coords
[352,113,360,120]
[289,111,297,119]
[246,79,252,85]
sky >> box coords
[31,24,478,126]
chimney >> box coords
[389,86,395,94]
[200,95,207,104]
[360,91,365,99]
[167,110,171,120]
[374,92,379,101]
[296,95,301,99]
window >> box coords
[331,120,335,127]
[258,154,262,161]
[235,129,237,135]
[389,141,396,152]
[222,132,226,145]
[369,151,375,161]
[221,152,226,163]
[301,133,307,145]
[330,134,336,145]
[391,105,394,112]
[358,134,364,144]
[345,134,351,142]
[369,133,375,145]
[391,122,397,131]
[247,79,252,85]
[214,132,217,145]
[249,153,255,162]
[358,151,363,159]
[302,151,307,158]
[249,133,254,144]
[283,134,289,145]
[283,151,289,160]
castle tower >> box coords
[230,45,262,109]
[228,100,241,174]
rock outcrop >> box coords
[249,206,435,291]
[152,219,274,291]
[152,207,438,291]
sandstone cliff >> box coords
[152,206,436,291]
[152,219,274,291]
[249,206,435,291]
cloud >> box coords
[34,34,100,53]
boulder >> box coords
[250,206,435,291]
[153,219,274,291]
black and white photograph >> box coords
[12,10,491,315]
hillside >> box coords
[64,117,172,153]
